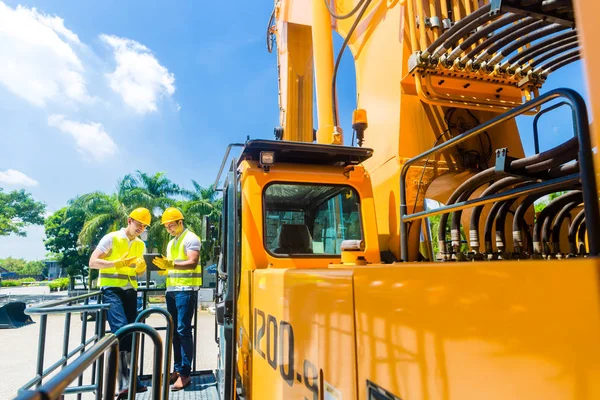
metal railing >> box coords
[399,88,600,261]
[135,287,200,376]
[18,291,108,398]
[15,323,164,400]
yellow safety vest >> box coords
[98,233,144,289]
[166,229,202,287]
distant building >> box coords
[44,261,62,279]
[0,266,18,280]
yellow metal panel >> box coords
[353,258,600,399]
[251,268,358,399]
[279,22,314,142]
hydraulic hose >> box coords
[577,221,587,255]
[461,17,535,66]
[486,23,568,67]
[427,6,497,61]
[483,200,508,254]
[568,209,586,254]
[443,137,579,255]
[423,3,491,59]
[549,197,583,253]
[323,0,366,19]
[512,184,580,253]
[504,30,577,70]
[469,176,532,252]
[445,14,522,64]
[331,0,372,128]
[532,191,582,255]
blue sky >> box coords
[0,1,589,260]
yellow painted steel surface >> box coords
[353,258,600,399]
[229,0,600,398]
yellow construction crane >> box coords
[210,0,600,399]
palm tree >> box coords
[118,171,182,252]
[70,192,129,247]
[181,181,222,265]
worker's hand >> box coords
[152,256,174,270]
[134,257,146,274]
[157,270,168,276]
[113,256,136,269]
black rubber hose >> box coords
[504,30,577,69]
[483,200,508,254]
[512,186,579,252]
[331,0,372,128]
[494,196,525,253]
[424,3,492,59]
[567,209,585,254]
[533,191,582,254]
[542,54,581,76]
[446,14,522,63]
[447,138,578,251]
[528,41,579,70]
[324,0,366,19]
[577,221,587,255]
[469,176,532,252]
[474,19,548,65]
[428,7,498,61]
[549,197,582,253]
[534,49,581,75]
[487,23,568,67]
[461,17,535,66]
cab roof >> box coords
[240,140,373,166]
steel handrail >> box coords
[18,290,107,399]
[115,323,164,400]
[14,334,120,400]
[134,308,174,400]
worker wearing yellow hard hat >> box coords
[89,207,151,398]
[153,207,202,391]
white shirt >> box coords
[96,228,146,290]
[166,229,201,292]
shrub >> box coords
[1,279,21,287]
[48,277,70,291]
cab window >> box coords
[264,183,362,256]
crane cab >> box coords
[214,140,381,399]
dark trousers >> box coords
[166,290,197,376]
[102,287,138,352]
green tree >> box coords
[23,261,45,275]
[44,207,97,285]
[181,182,221,266]
[0,188,46,236]
[0,257,27,272]
[70,192,129,248]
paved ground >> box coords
[0,300,218,399]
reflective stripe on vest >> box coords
[98,234,144,289]
[166,229,202,287]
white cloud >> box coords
[48,114,117,161]
[0,169,38,187]
[0,2,90,106]
[101,34,175,114]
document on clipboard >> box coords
[143,253,165,271]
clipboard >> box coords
[143,253,165,271]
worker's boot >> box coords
[116,351,148,399]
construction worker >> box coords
[153,207,202,391]
[89,207,151,399]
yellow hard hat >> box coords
[129,207,152,226]
[161,207,184,225]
